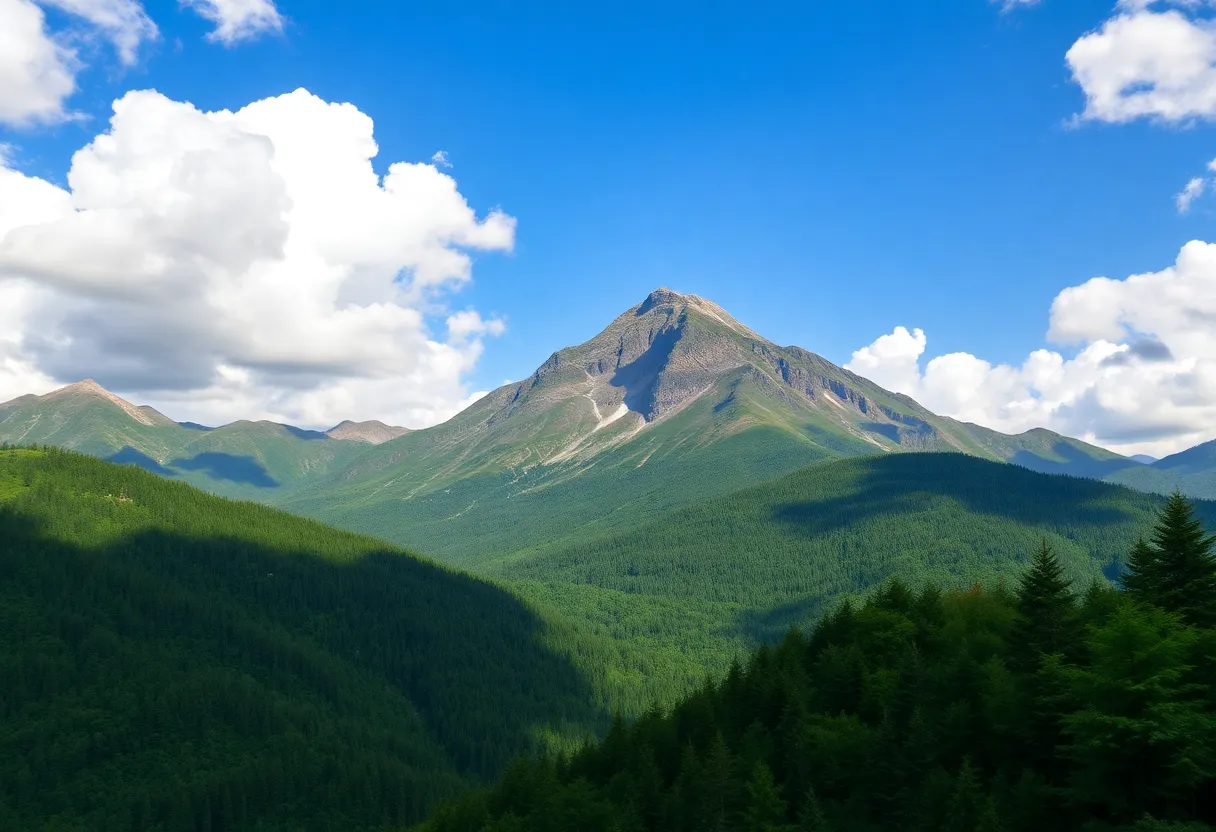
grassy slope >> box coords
[0,449,607,830]
[484,453,1216,709]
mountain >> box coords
[1131,453,1158,464]
[0,447,608,829]
[1106,437,1216,499]
[326,419,411,444]
[0,291,1141,546]
[285,288,1135,565]
[0,381,374,500]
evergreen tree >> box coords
[1012,539,1078,664]
[1123,535,1162,602]
[740,762,788,832]
[797,786,827,832]
[944,759,985,832]
[1147,493,1216,626]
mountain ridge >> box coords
[282,287,1141,563]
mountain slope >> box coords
[0,448,605,829]
[1106,437,1216,499]
[286,289,1134,564]
[477,453,1216,710]
[0,382,373,500]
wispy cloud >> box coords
[1177,176,1207,213]
[181,0,283,45]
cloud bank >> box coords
[847,241,1216,457]
[0,88,515,429]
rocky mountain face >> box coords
[283,288,1135,564]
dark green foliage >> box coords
[420,515,1216,832]
[1124,536,1161,601]
[1135,493,1216,626]
[0,448,606,830]
[1012,539,1079,665]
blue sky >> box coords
[3,0,1216,455]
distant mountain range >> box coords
[0,379,407,500]
[2,288,1214,557]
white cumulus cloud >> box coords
[1067,3,1216,123]
[0,88,516,429]
[846,241,1216,457]
[0,0,82,126]
[0,0,157,126]
[182,0,282,44]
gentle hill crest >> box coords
[327,419,411,444]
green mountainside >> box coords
[283,289,1134,564]
[0,448,610,830]
[1106,438,1216,500]
[0,380,394,501]
[476,453,1216,711]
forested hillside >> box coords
[485,453,1216,711]
[422,495,1216,831]
[0,448,606,830]
[1108,439,1216,501]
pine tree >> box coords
[943,758,984,832]
[1012,539,1078,665]
[1146,493,1216,626]
[798,786,827,832]
[740,762,788,832]
[1123,535,1162,601]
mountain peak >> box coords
[631,288,760,340]
[636,287,686,313]
[43,379,175,427]
[326,419,411,445]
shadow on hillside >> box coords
[611,326,682,418]
[1011,441,1140,479]
[169,452,279,487]
[771,453,1137,538]
[726,594,831,645]
[178,421,214,431]
[2,506,607,793]
[107,446,177,476]
[283,425,330,441]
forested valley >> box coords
[422,494,1216,832]
[6,445,1216,831]
[0,448,610,830]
